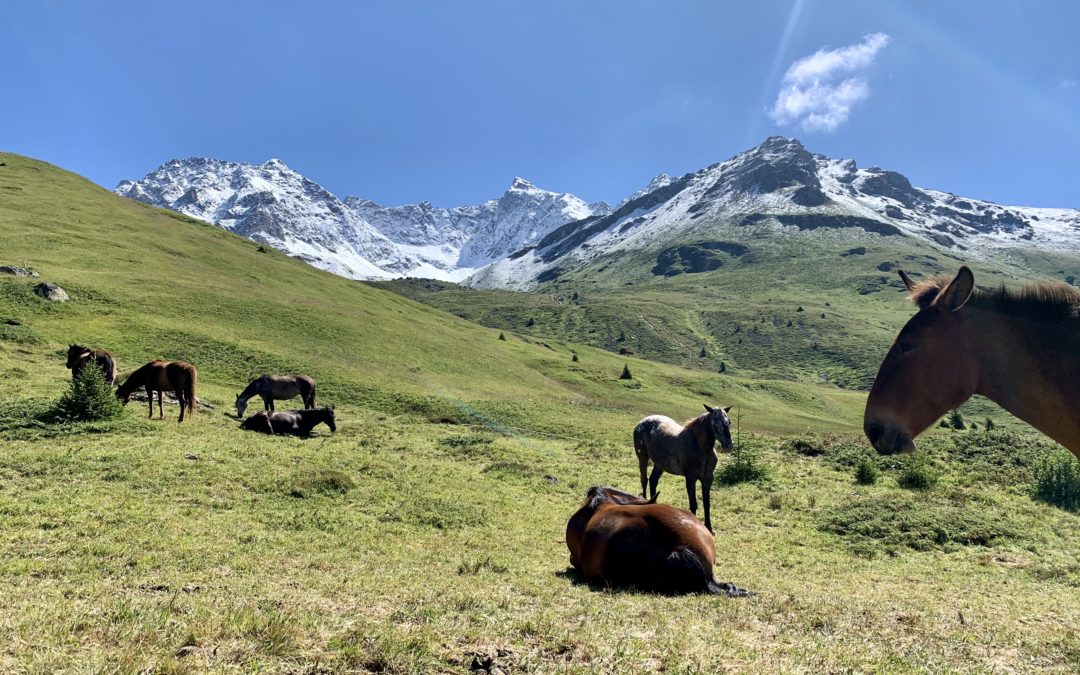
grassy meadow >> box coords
[1,153,1078,672]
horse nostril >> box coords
[866,422,884,446]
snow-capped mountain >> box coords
[116,161,606,281]
[469,137,1080,290]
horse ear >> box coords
[898,269,916,291]
[703,403,714,413]
[935,266,974,313]
[723,405,733,413]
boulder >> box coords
[33,282,69,302]
[0,265,38,277]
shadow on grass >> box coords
[0,395,141,440]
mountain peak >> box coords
[758,136,804,151]
[261,158,291,170]
[509,177,537,191]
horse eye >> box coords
[900,342,915,354]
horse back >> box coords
[574,502,716,592]
[635,415,698,473]
[94,350,118,384]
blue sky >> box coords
[2,1,1078,208]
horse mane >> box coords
[682,411,716,452]
[582,486,649,509]
[909,276,1080,324]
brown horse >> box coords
[235,374,316,418]
[565,486,751,596]
[634,404,733,533]
[865,266,1080,458]
[65,344,118,385]
[116,360,198,422]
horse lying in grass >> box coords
[634,403,733,532]
[239,406,336,436]
[235,374,316,418]
[116,360,197,422]
[66,344,118,385]
[865,267,1080,458]
[566,486,751,596]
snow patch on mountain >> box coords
[470,137,1080,290]
[116,160,604,281]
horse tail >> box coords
[307,381,316,409]
[633,419,654,459]
[706,579,753,597]
[664,547,715,594]
[185,367,197,416]
[104,354,118,385]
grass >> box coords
[0,152,1078,671]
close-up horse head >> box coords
[703,403,734,451]
[864,267,978,454]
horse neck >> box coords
[968,307,1080,452]
[117,366,145,395]
[239,380,260,401]
[681,414,715,452]
[298,410,322,433]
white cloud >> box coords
[1060,78,1078,89]
[769,33,890,133]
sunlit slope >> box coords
[0,152,865,434]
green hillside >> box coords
[0,152,866,435]
[377,225,1078,390]
[1,153,1076,672]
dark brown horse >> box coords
[565,486,751,596]
[239,406,336,436]
[65,344,118,385]
[865,267,1080,458]
[235,374,316,417]
[634,404,733,533]
[116,360,198,422]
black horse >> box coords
[240,406,336,436]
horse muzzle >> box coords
[864,420,917,455]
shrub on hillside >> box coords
[944,429,1056,486]
[854,457,880,485]
[780,436,825,457]
[898,453,940,490]
[821,493,1019,555]
[948,409,965,430]
[1032,451,1080,512]
[717,444,770,485]
[55,363,124,422]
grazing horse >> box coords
[65,344,118,385]
[865,266,1080,458]
[634,404,733,533]
[116,360,197,422]
[565,486,751,596]
[235,374,316,417]
[239,406,336,436]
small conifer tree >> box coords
[56,363,124,422]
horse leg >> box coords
[145,386,154,418]
[648,465,663,500]
[701,474,714,533]
[157,390,165,419]
[685,475,698,516]
[176,388,185,423]
[267,397,275,413]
